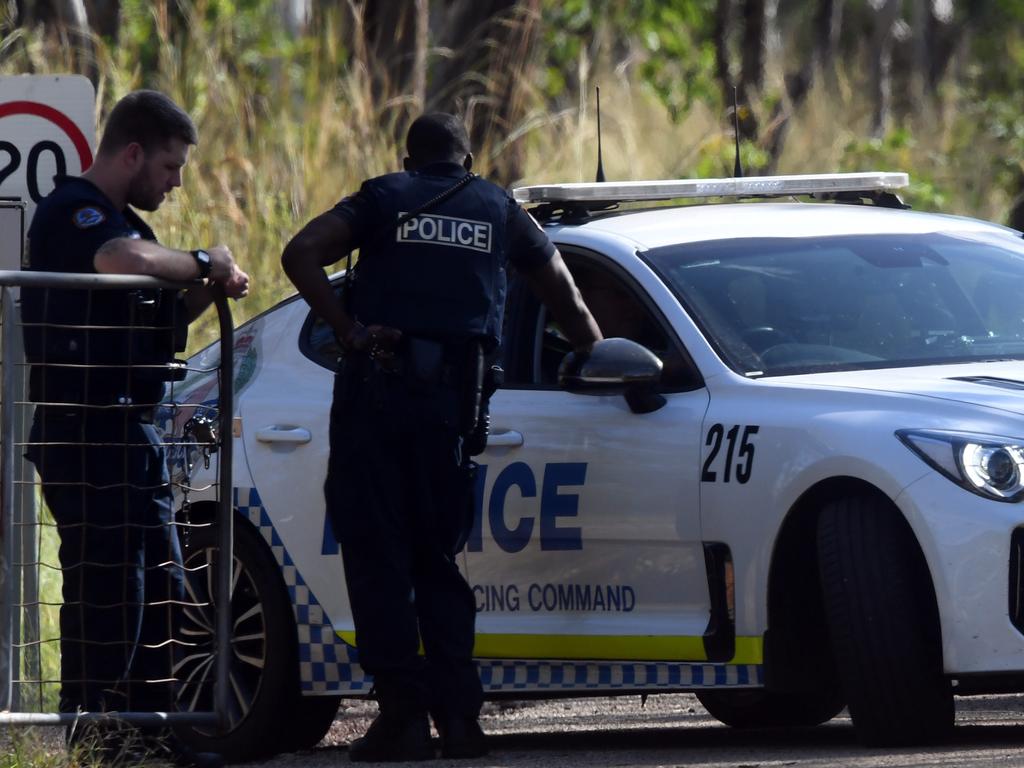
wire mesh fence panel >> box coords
[0,271,233,731]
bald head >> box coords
[405,113,471,170]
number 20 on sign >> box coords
[0,75,95,225]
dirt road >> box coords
[244,693,1024,768]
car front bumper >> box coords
[898,471,1024,678]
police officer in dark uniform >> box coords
[282,113,602,762]
[22,90,248,766]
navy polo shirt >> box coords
[22,176,185,406]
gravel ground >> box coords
[235,693,1024,768]
[9,694,1024,767]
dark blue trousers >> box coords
[27,407,184,713]
[325,360,482,718]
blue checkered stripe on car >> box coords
[233,487,370,693]
[476,660,762,691]
[234,487,763,695]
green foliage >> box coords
[840,129,946,211]
[0,726,104,768]
[539,0,720,119]
[4,0,1024,328]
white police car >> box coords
[167,172,1024,759]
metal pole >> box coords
[212,287,234,730]
[0,711,220,726]
[0,286,17,710]
[12,294,38,711]
[0,270,194,291]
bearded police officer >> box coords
[22,90,248,767]
[283,113,602,762]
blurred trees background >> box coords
[5,0,1024,192]
[4,0,1024,325]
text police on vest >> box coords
[397,212,493,253]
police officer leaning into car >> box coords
[283,113,602,762]
[22,90,248,767]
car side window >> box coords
[502,253,701,391]
[298,281,346,372]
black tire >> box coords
[696,688,844,729]
[817,495,953,746]
[173,520,303,761]
[279,694,342,752]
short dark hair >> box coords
[406,113,471,165]
[98,90,197,155]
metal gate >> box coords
[0,269,234,732]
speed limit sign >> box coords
[0,75,95,227]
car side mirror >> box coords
[558,338,667,414]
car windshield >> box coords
[644,231,1024,377]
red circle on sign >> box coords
[0,100,93,170]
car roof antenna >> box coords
[595,86,606,183]
[732,86,744,178]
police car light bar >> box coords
[512,172,910,204]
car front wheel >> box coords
[173,518,339,760]
[817,495,953,745]
[696,688,844,729]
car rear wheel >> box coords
[696,688,844,728]
[817,495,953,745]
[173,519,321,761]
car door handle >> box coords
[487,429,524,448]
[255,426,312,444]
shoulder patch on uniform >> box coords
[72,207,106,229]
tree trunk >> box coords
[741,0,766,94]
[926,1,962,93]
[347,0,421,117]
[411,0,429,114]
[23,0,98,83]
[83,0,119,40]
[869,0,900,137]
[736,0,765,141]
[760,0,828,173]
[427,0,542,185]
[812,0,842,90]
[278,0,312,36]
[713,0,733,104]
[910,0,928,105]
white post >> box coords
[0,200,25,711]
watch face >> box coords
[194,249,212,277]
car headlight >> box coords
[897,429,1024,502]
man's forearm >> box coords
[283,251,355,340]
[183,285,215,323]
[95,238,202,279]
[525,254,603,350]
[282,214,361,343]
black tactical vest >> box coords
[350,165,512,348]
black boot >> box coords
[435,716,488,759]
[349,711,434,763]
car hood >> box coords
[771,361,1024,416]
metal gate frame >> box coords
[0,269,234,731]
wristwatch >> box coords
[191,249,212,279]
